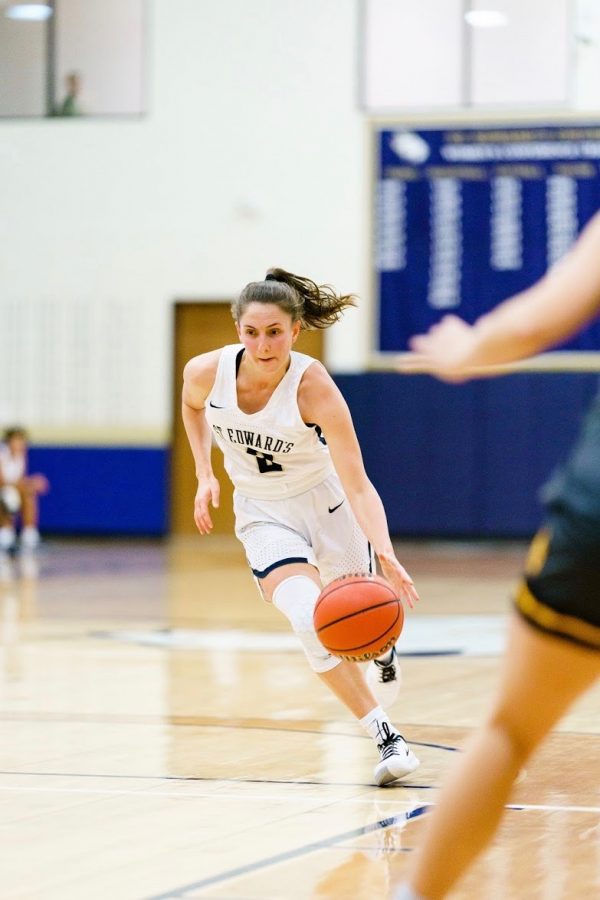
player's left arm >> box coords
[298,363,419,608]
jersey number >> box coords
[246,447,283,474]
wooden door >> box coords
[171,303,323,534]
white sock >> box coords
[0,526,16,550]
[20,526,40,549]
[360,705,396,743]
[376,647,394,664]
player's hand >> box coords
[28,474,50,494]
[194,476,220,534]
[378,551,420,609]
[398,315,479,382]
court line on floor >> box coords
[506,803,600,813]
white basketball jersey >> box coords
[204,344,334,499]
[0,445,25,484]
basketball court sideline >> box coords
[0,537,598,899]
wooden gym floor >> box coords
[0,537,598,899]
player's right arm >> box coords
[181,349,222,534]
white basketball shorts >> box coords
[233,472,375,587]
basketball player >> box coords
[182,268,420,786]
[394,210,600,898]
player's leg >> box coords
[16,480,40,548]
[402,612,600,900]
[261,562,377,717]
[319,653,419,785]
[19,483,39,527]
[366,644,401,708]
[261,561,418,782]
[310,476,415,778]
[236,490,418,783]
[0,488,19,551]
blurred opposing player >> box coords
[395,211,600,899]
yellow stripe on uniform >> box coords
[516,582,600,650]
[524,527,551,577]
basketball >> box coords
[314,573,404,661]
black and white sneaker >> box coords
[366,647,401,709]
[374,722,420,786]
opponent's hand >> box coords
[194,476,220,534]
[398,315,479,382]
[378,551,420,609]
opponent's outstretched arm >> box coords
[402,209,600,381]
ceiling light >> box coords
[465,10,508,28]
[4,3,53,20]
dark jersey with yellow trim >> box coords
[514,396,600,651]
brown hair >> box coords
[231,267,357,330]
[3,426,27,443]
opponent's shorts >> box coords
[514,398,600,651]
[233,472,374,587]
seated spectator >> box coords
[0,427,50,551]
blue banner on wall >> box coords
[374,122,600,352]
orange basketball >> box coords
[314,573,404,661]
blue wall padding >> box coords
[334,372,599,537]
[335,374,480,534]
[27,446,169,535]
[474,376,590,535]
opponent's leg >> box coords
[401,613,600,899]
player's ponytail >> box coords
[232,268,357,330]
